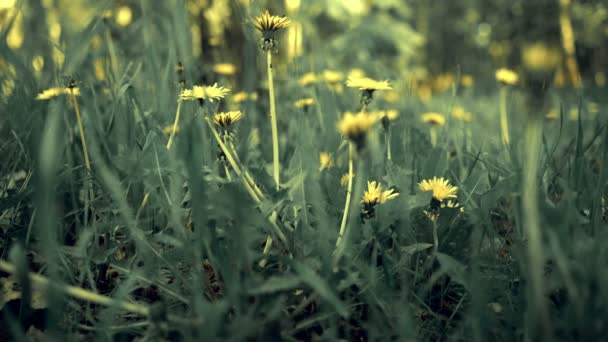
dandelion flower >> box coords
[319,152,334,172]
[254,10,290,51]
[337,111,378,146]
[441,200,465,213]
[461,74,474,88]
[179,83,230,102]
[377,109,399,121]
[232,91,257,103]
[340,173,354,187]
[521,43,561,72]
[254,10,291,33]
[35,86,80,100]
[213,63,237,76]
[418,176,458,201]
[495,68,519,85]
[298,72,317,86]
[451,106,473,122]
[346,76,392,92]
[361,181,398,205]
[213,111,244,128]
[294,98,315,109]
[420,112,446,126]
[322,70,343,84]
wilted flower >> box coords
[35,86,80,100]
[319,152,334,172]
[213,111,244,128]
[179,83,230,103]
[420,112,446,126]
[495,68,519,85]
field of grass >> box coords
[1,1,608,341]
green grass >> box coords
[1,1,608,341]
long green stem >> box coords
[432,220,438,255]
[386,127,392,161]
[522,117,552,338]
[166,100,183,150]
[499,86,510,146]
[267,50,280,191]
[335,142,354,250]
[0,260,149,316]
[69,91,91,172]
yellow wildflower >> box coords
[213,63,237,76]
[495,68,519,85]
[337,111,378,143]
[521,43,561,72]
[294,98,315,109]
[213,111,244,128]
[340,173,354,187]
[346,76,392,91]
[420,112,446,126]
[179,83,230,102]
[451,106,473,122]
[298,72,317,86]
[35,86,80,100]
[418,176,458,201]
[361,181,399,205]
[322,70,343,84]
[254,10,290,33]
[461,74,474,88]
[232,91,258,103]
[319,152,334,172]
[115,6,133,27]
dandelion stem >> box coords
[432,220,439,255]
[430,127,437,147]
[69,90,91,172]
[0,260,149,316]
[499,86,510,146]
[522,116,552,339]
[335,142,355,252]
[386,127,392,161]
[267,50,280,191]
[166,100,183,150]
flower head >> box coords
[495,68,519,85]
[337,111,379,147]
[213,63,237,76]
[35,86,80,100]
[451,106,473,122]
[361,180,399,205]
[319,152,334,172]
[340,173,354,187]
[420,112,446,126]
[254,10,290,33]
[294,98,315,109]
[418,176,458,201]
[521,43,561,72]
[213,111,243,128]
[232,91,258,104]
[376,109,399,121]
[346,76,392,91]
[179,83,230,102]
[298,72,317,86]
[322,70,344,84]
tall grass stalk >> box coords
[335,142,355,254]
[499,86,510,146]
[166,99,183,150]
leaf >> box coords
[400,243,433,255]
[248,276,301,295]
[294,263,349,318]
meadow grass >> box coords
[1,1,607,341]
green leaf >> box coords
[294,263,349,318]
[248,276,301,295]
[400,243,433,255]
[436,253,469,289]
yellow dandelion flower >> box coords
[383,90,399,104]
[441,200,465,213]
[418,176,458,201]
[337,111,379,142]
[361,181,399,205]
[179,83,230,102]
[298,72,317,86]
[521,43,561,72]
[232,91,257,103]
[213,111,244,128]
[375,109,399,121]
[346,76,392,91]
[319,152,334,172]
[35,86,80,100]
[322,70,344,84]
[294,98,315,109]
[213,63,237,76]
[461,74,474,88]
[254,10,290,33]
[348,68,366,79]
[495,68,519,85]
[340,173,354,187]
[451,106,473,122]
[115,6,133,27]
[423,209,440,222]
[420,112,446,126]
[545,110,559,120]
